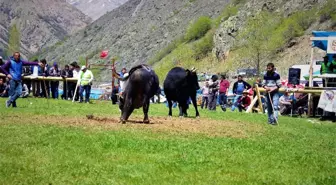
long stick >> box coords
[72,80,80,103]
[268,92,279,125]
[42,77,50,108]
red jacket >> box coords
[238,96,251,108]
[219,79,230,93]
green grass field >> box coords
[0,98,336,184]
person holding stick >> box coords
[0,52,42,108]
[262,63,281,125]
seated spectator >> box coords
[279,91,293,115]
[200,81,210,109]
[0,78,8,97]
[237,90,251,112]
[20,83,29,98]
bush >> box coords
[193,31,214,60]
[214,5,238,27]
[185,16,212,42]
[148,36,185,65]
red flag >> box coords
[100,50,109,59]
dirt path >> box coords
[2,114,264,138]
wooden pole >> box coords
[111,58,116,91]
[308,47,314,116]
[256,85,263,113]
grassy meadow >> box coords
[0,98,336,184]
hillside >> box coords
[67,0,129,21]
[38,0,231,79]
[0,0,91,58]
[152,0,336,81]
[38,0,336,82]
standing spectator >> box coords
[262,62,282,125]
[331,55,336,87]
[0,52,41,107]
[208,75,219,111]
[111,84,119,104]
[39,59,50,98]
[20,83,29,98]
[200,81,210,109]
[49,62,61,99]
[30,59,41,97]
[68,62,79,100]
[219,75,230,111]
[0,78,8,97]
[79,66,94,103]
[61,64,73,100]
[321,56,332,87]
[231,75,251,111]
[237,90,251,112]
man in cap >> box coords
[237,90,251,112]
[79,65,94,103]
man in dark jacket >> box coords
[231,75,251,111]
[0,52,41,107]
[61,64,73,100]
[49,62,61,99]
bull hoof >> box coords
[179,116,183,119]
[196,116,200,119]
[143,120,150,124]
[119,119,126,124]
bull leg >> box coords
[167,99,173,117]
[191,96,200,118]
[143,100,150,124]
[182,104,188,117]
[178,103,184,118]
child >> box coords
[200,81,210,109]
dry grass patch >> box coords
[2,113,264,138]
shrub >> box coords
[185,16,212,42]
[148,36,185,65]
[193,31,214,60]
[214,5,238,27]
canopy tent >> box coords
[307,31,336,115]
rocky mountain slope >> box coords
[213,0,335,76]
[40,0,231,70]
[67,0,129,21]
[0,0,91,58]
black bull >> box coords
[164,67,200,117]
[119,64,160,124]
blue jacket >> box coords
[1,57,38,81]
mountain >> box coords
[0,0,91,58]
[41,0,231,73]
[67,0,129,21]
